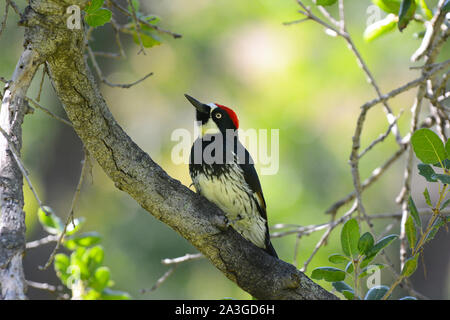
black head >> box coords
[184,94,239,134]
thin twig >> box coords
[6,0,19,15]
[93,51,121,59]
[271,208,449,239]
[283,18,309,26]
[295,0,403,145]
[411,0,448,62]
[161,253,203,265]
[87,46,153,88]
[126,0,145,55]
[361,60,450,112]
[25,97,73,127]
[326,147,406,215]
[26,234,58,249]
[110,17,126,59]
[26,280,65,294]
[301,202,357,272]
[40,151,90,270]
[141,266,177,293]
[358,110,404,159]
[0,126,48,215]
[141,253,203,293]
[109,0,182,39]
[36,64,46,102]
[396,0,448,270]
[0,0,10,39]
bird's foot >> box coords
[227,214,244,226]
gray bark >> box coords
[0,0,337,300]
[0,46,41,299]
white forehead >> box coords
[207,103,218,109]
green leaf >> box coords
[372,0,401,13]
[411,128,447,165]
[398,0,416,31]
[426,216,450,243]
[332,281,354,294]
[426,225,439,243]
[366,234,398,258]
[64,232,102,250]
[361,235,398,268]
[85,0,104,14]
[363,14,397,42]
[38,206,64,235]
[127,0,140,13]
[401,255,418,277]
[408,196,422,227]
[341,218,360,258]
[70,248,90,280]
[358,264,386,278]
[140,15,160,26]
[328,253,350,264]
[432,173,450,184]
[417,0,433,19]
[86,245,105,267]
[358,232,375,255]
[364,285,390,300]
[446,139,450,156]
[90,266,111,292]
[399,296,418,300]
[417,163,438,182]
[342,290,355,300]
[360,255,374,269]
[332,282,357,299]
[85,8,112,27]
[423,188,432,207]
[405,215,417,249]
[100,288,132,300]
[83,289,101,300]
[440,198,450,210]
[432,159,450,170]
[443,0,450,13]
[315,0,338,6]
[84,245,105,274]
[345,261,354,274]
[132,30,161,48]
[65,217,86,236]
[311,267,346,282]
[54,253,70,285]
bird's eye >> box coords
[215,113,222,119]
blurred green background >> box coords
[0,0,448,299]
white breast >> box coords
[193,164,267,248]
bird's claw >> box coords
[227,215,244,226]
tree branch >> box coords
[0,45,41,299]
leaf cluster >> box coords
[311,218,402,300]
[315,0,449,42]
[38,208,131,300]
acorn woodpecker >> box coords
[185,94,278,258]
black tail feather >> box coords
[265,241,278,258]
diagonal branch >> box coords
[24,0,337,300]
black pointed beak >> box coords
[184,94,210,114]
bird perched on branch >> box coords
[185,94,278,258]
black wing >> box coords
[235,140,277,258]
[235,140,267,219]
